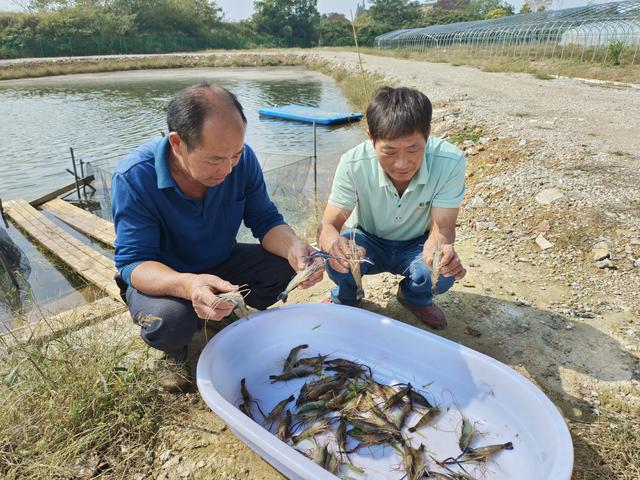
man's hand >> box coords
[185,274,239,321]
[287,240,325,289]
[423,242,466,280]
[328,236,366,274]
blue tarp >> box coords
[258,105,363,125]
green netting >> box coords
[83,151,314,242]
[0,224,31,317]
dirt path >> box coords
[310,50,640,157]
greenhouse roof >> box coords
[375,0,640,42]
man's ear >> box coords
[168,132,185,157]
[366,129,373,142]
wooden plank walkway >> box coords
[4,199,122,302]
[30,175,95,207]
[0,297,126,353]
[41,198,115,246]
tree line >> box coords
[0,0,525,58]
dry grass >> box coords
[0,53,304,81]
[347,47,640,85]
[0,314,181,479]
[2,47,639,84]
[571,415,640,480]
[305,59,388,114]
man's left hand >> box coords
[287,240,325,289]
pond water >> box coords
[0,67,366,328]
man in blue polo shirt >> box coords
[112,84,323,391]
[318,87,466,329]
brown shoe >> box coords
[156,357,194,393]
[396,288,447,330]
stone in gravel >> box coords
[479,136,491,144]
[465,326,482,337]
[519,139,527,147]
[177,466,191,478]
[634,259,640,268]
[465,147,477,156]
[536,234,554,250]
[475,221,497,231]
[565,191,589,200]
[162,455,181,469]
[592,241,610,261]
[596,258,616,269]
[631,238,640,246]
[535,220,551,233]
[159,450,173,463]
[463,140,475,147]
[469,196,487,208]
[535,188,564,205]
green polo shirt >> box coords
[328,136,466,241]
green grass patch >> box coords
[447,125,485,145]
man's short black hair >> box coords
[166,83,247,149]
[366,86,432,142]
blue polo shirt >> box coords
[112,136,285,285]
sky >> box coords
[0,0,622,18]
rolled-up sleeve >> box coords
[328,155,357,211]
[241,147,286,240]
[432,154,466,208]
[112,173,160,285]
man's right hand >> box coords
[185,274,239,321]
[328,236,366,274]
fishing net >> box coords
[0,224,32,315]
[82,151,315,240]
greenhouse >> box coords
[374,0,640,64]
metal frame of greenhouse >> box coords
[374,0,640,65]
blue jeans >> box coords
[326,228,455,307]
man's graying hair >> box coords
[166,83,247,149]
[366,87,432,142]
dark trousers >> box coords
[120,243,294,361]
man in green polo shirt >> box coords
[318,86,466,329]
